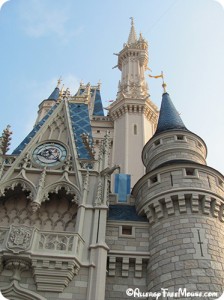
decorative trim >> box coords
[1,280,47,300]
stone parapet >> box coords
[142,130,207,172]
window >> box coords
[154,139,161,146]
[150,175,158,184]
[119,225,135,238]
[97,130,100,133]
[134,124,137,135]
[122,226,132,235]
[177,135,184,140]
[185,168,195,176]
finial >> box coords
[0,125,12,155]
[161,71,167,93]
[127,17,137,44]
[147,70,167,93]
[130,17,134,26]
[97,80,102,88]
[57,76,62,88]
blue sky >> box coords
[0,0,224,174]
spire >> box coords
[154,93,188,135]
[48,79,61,101]
[127,17,137,44]
[48,87,60,101]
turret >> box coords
[142,92,207,172]
[109,19,158,188]
[133,88,224,297]
[35,81,60,124]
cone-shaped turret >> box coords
[35,83,61,124]
[142,91,207,172]
[154,92,188,135]
[47,87,60,101]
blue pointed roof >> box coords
[48,87,60,101]
[12,104,58,154]
[93,88,104,116]
[68,102,94,159]
[154,93,188,135]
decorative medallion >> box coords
[6,225,34,253]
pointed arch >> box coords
[0,179,35,199]
[43,181,81,203]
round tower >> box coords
[132,91,224,298]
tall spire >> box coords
[154,93,188,135]
[127,17,137,44]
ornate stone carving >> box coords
[6,225,34,253]
[0,194,78,232]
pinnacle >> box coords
[127,17,137,44]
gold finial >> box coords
[161,71,167,93]
[57,76,62,88]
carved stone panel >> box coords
[6,225,34,253]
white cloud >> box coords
[18,0,83,42]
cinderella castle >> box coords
[0,20,223,300]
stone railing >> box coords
[0,225,85,292]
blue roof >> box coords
[48,87,60,101]
[93,89,104,116]
[108,205,147,222]
[154,93,188,135]
[12,104,58,154]
[68,102,94,159]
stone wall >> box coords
[147,213,224,299]
[0,267,89,300]
[105,221,150,300]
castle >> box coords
[0,20,223,300]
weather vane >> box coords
[148,69,167,93]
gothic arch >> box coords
[0,179,35,199]
[1,280,47,300]
[44,181,81,203]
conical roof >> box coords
[154,92,188,135]
[127,18,137,44]
[48,87,60,101]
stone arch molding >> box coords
[44,181,81,204]
[0,178,81,209]
[0,179,35,199]
[1,280,47,300]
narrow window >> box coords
[218,178,223,187]
[122,226,132,235]
[186,168,195,176]
[177,135,184,140]
[154,139,160,146]
[150,175,158,184]
[134,124,137,135]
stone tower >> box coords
[132,91,224,298]
[109,18,158,187]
